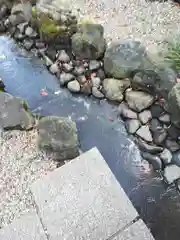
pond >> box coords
[0,35,180,240]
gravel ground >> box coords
[0,129,57,228]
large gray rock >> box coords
[37,116,79,161]
[118,102,137,119]
[168,83,180,127]
[163,164,180,184]
[104,40,153,79]
[0,92,34,130]
[136,125,153,142]
[11,2,32,22]
[72,23,106,60]
[125,90,154,112]
[141,152,162,170]
[103,78,130,102]
[125,119,140,134]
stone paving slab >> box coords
[111,219,155,240]
[31,147,138,240]
[0,211,47,240]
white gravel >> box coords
[0,129,57,228]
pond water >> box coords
[0,36,180,240]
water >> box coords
[0,36,180,239]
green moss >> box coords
[32,6,37,19]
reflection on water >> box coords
[0,36,180,240]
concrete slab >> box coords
[111,219,155,240]
[0,211,47,240]
[31,147,138,240]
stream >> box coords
[0,36,180,240]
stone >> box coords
[125,119,140,134]
[8,13,26,26]
[150,119,167,145]
[103,78,130,102]
[136,138,163,154]
[91,77,101,88]
[0,22,6,32]
[0,4,8,20]
[23,39,34,51]
[167,125,180,140]
[141,152,162,170]
[136,125,153,142]
[67,80,80,93]
[37,116,79,161]
[163,164,180,184]
[63,62,74,73]
[92,87,104,99]
[49,63,60,74]
[160,148,172,165]
[172,150,180,167]
[35,40,46,49]
[125,91,154,112]
[42,55,53,67]
[168,83,180,127]
[0,92,34,130]
[56,50,70,63]
[104,40,153,79]
[150,104,164,118]
[89,60,101,71]
[81,82,92,95]
[59,72,74,86]
[17,22,28,34]
[14,31,25,41]
[46,47,57,61]
[159,113,171,124]
[31,148,139,240]
[77,75,87,85]
[139,110,152,124]
[96,68,106,80]
[11,2,32,22]
[72,23,106,60]
[118,102,137,119]
[25,26,37,38]
[166,139,180,152]
[73,65,85,76]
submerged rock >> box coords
[37,116,79,161]
[139,110,152,124]
[166,139,180,152]
[136,138,163,154]
[141,152,162,170]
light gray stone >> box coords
[0,211,47,240]
[49,63,60,74]
[166,139,180,152]
[56,50,70,63]
[112,219,154,240]
[139,110,152,124]
[89,60,101,71]
[163,164,180,184]
[136,125,153,142]
[91,77,101,88]
[118,102,137,119]
[67,80,80,92]
[31,148,138,240]
[92,87,104,99]
[125,119,140,134]
[160,148,172,165]
[158,113,171,124]
[141,152,162,170]
[59,72,74,86]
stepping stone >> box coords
[0,211,47,240]
[31,148,138,240]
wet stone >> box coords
[77,75,87,85]
[49,63,60,75]
[141,152,162,170]
[136,125,153,142]
[59,72,75,86]
[150,119,167,145]
[172,150,180,167]
[176,179,180,192]
[136,138,163,154]
[17,22,28,34]
[89,60,101,71]
[167,125,180,140]
[118,102,137,119]
[150,104,164,118]
[160,148,172,165]
[91,77,101,88]
[166,139,180,152]
[163,164,180,184]
[159,113,171,124]
[139,110,152,124]
[23,39,34,51]
[56,50,70,63]
[125,119,140,134]
[73,65,85,76]
[96,68,106,80]
[63,62,74,73]
[92,87,104,99]
[81,82,92,95]
[35,41,46,49]
[67,80,80,93]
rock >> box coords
[158,113,171,124]
[14,31,25,41]
[46,47,57,61]
[72,23,105,60]
[56,50,70,63]
[49,63,60,74]
[141,152,162,170]
[63,62,73,73]
[125,119,140,134]
[67,80,80,93]
[25,26,37,38]
[0,22,6,32]
[81,82,92,95]
[0,4,8,20]
[172,150,180,167]
[96,68,106,80]
[89,60,101,71]
[166,139,180,152]
[163,165,180,184]
[136,138,163,154]
[59,72,74,86]
[132,68,177,99]
[73,65,85,76]
[42,54,53,67]
[139,110,152,124]
[23,39,34,50]
[136,125,153,142]
[104,40,152,78]
[160,148,172,165]
[167,125,180,140]
[91,77,101,88]
[11,2,32,22]
[8,13,26,26]
[37,116,79,161]
[125,90,154,112]
[118,102,137,119]
[176,178,180,192]
[17,22,28,34]
[77,75,87,85]
[150,104,164,118]
[168,83,180,127]
[0,92,34,130]
[150,119,167,145]
[103,78,130,102]
[35,40,46,49]
[92,87,104,99]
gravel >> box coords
[0,129,57,228]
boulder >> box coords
[139,110,152,124]
[166,139,180,152]
[72,23,106,60]
[125,90,154,112]
[0,92,34,130]
[37,116,79,161]
[103,78,130,102]
[104,40,153,79]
